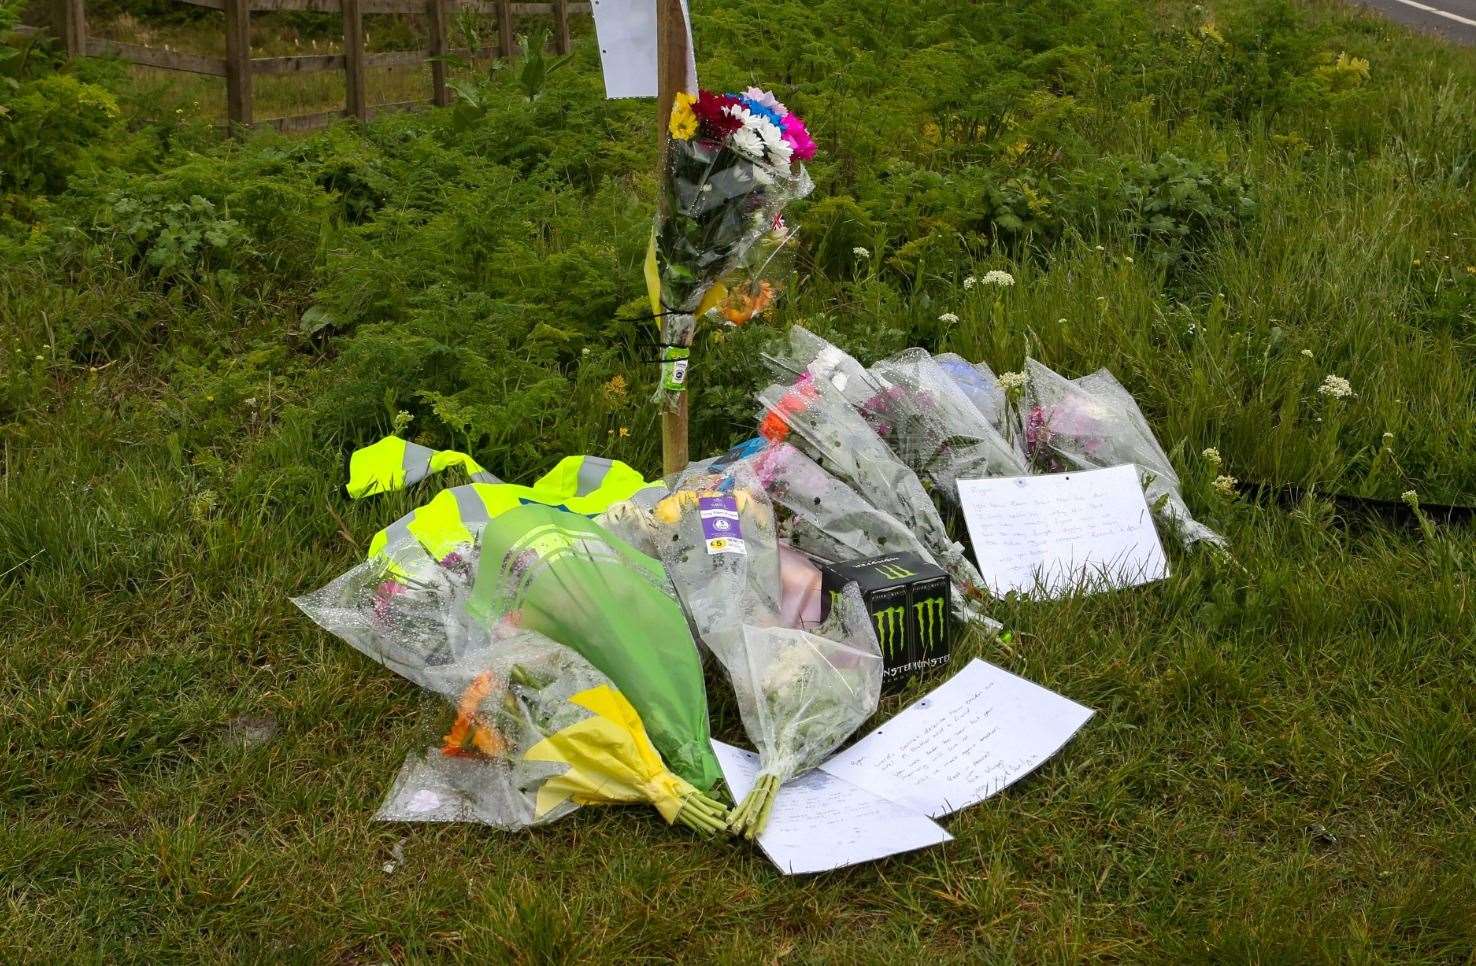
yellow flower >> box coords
[669,92,698,140]
[618,426,630,438]
[603,374,627,400]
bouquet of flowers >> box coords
[651,465,882,839]
[464,503,726,792]
[293,550,729,832]
[1013,359,1225,548]
[649,88,816,407]
[756,372,993,607]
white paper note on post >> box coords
[956,464,1168,598]
[820,659,1094,819]
[590,0,698,99]
[711,741,952,875]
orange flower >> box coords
[441,670,508,758]
[721,281,776,326]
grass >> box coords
[3,0,1476,958]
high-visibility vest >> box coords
[347,436,500,499]
[345,438,666,564]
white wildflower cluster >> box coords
[852,246,870,259]
[938,312,960,324]
[1202,447,1222,467]
[1212,474,1238,497]
[1317,374,1355,399]
[998,371,1028,394]
[980,270,1015,287]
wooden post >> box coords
[62,0,86,58]
[552,0,570,55]
[496,0,514,59]
[223,0,252,130]
[427,0,450,107]
[657,0,690,476]
[342,0,368,120]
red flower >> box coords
[693,90,744,140]
[759,375,818,442]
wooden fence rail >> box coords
[28,0,591,132]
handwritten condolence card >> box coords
[956,464,1169,598]
[713,660,1093,874]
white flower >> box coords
[963,275,977,290]
[756,120,792,166]
[938,312,960,324]
[730,125,765,160]
[1212,474,1237,497]
[1317,374,1354,399]
[980,270,1015,287]
[1202,447,1222,467]
[852,246,870,259]
[998,371,1028,393]
[1382,431,1394,446]
[1300,348,1314,359]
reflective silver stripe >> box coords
[382,513,415,549]
[470,471,502,485]
[575,456,614,496]
[400,441,437,485]
[451,485,490,526]
[629,485,667,509]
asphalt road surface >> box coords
[1351,0,1476,44]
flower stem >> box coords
[727,774,781,840]
[675,790,732,835]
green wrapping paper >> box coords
[466,504,723,794]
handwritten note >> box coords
[956,464,1168,598]
[711,742,952,875]
[821,659,1094,819]
[590,0,698,99]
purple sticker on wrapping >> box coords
[698,495,746,555]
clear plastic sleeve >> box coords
[650,465,883,795]
[1016,358,1225,548]
[652,138,814,409]
[756,372,993,606]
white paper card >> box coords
[711,741,952,875]
[820,659,1093,819]
[957,464,1168,598]
[590,0,698,99]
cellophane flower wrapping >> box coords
[868,348,1030,497]
[934,352,1009,434]
[293,546,639,828]
[1017,358,1225,548]
[652,90,815,409]
[463,504,725,793]
[651,465,882,794]
[756,371,992,606]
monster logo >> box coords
[872,562,917,581]
[871,605,906,660]
[913,596,946,652]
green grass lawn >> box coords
[2,0,1475,958]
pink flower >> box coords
[372,579,407,623]
[780,114,816,161]
[743,86,789,118]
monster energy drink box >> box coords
[820,552,952,692]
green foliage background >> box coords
[1,0,1474,958]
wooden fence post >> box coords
[656,0,690,476]
[62,0,86,58]
[553,0,570,55]
[427,0,450,107]
[496,0,513,59]
[223,0,253,130]
[342,0,368,120]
